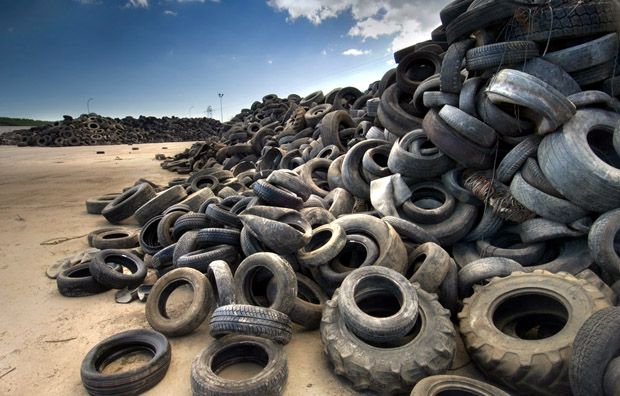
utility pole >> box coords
[218,93,224,122]
[87,98,94,114]
[206,105,213,118]
[189,106,194,118]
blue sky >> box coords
[0,0,449,121]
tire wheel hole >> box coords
[158,280,194,319]
[97,345,155,374]
[361,305,424,348]
[297,283,320,304]
[304,229,332,253]
[335,241,368,269]
[212,343,269,380]
[436,390,480,396]
[406,253,427,279]
[246,267,274,307]
[371,152,389,167]
[588,127,620,168]
[354,277,403,318]
[493,293,568,340]
[102,233,129,240]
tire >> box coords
[298,158,332,198]
[382,216,439,245]
[457,257,524,298]
[514,57,582,96]
[396,51,442,94]
[85,193,119,215]
[150,244,175,270]
[287,273,327,330]
[423,109,494,169]
[520,157,563,198]
[196,228,240,247]
[402,181,456,225]
[459,270,611,396]
[266,170,311,201]
[387,129,454,179]
[157,211,184,246]
[319,110,355,151]
[176,245,238,273]
[145,267,214,337]
[207,260,236,306]
[507,0,619,42]
[80,329,171,396]
[134,185,187,226]
[341,139,386,199]
[190,335,287,396]
[439,0,474,26]
[234,252,297,315]
[465,41,539,71]
[588,209,620,277]
[604,356,620,396]
[486,68,576,135]
[101,183,157,224]
[300,90,324,106]
[252,179,303,209]
[139,215,163,255]
[405,242,451,293]
[377,83,423,137]
[538,109,620,212]
[90,228,139,250]
[570,307,620,396]
[171,212,211,240]
[543,32,618,73]
[418,201,478,247]
[205,203,242,229]
[445,1,521,43]
[438,105,497,148]
[209,304,292,345]
[324,188,354,218]
[495,135,541,184]
[320,286,456,394]
[56,262,110,297]
[441,39,475,91]
[510,172,588,224]
[296,223,347,267]
[332,86,363,111]
[411,374,510,396]
[476,233,546,266]
[90,249,146,289]
[338,266,419,343]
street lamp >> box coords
[87,98,94,114]
[218,93,224,122]
[189,106,194,118]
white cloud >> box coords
[342,48,371,56]
[267,0,451,53]
[75,0,101,4]
[267,59,273,64]
[321,49,327,56]
[163,9,177,15]
[125,0,148,8]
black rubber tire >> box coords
[418,201,479,247]
[300,90,324,106]
[56,262,110,297]
[207,260,236,306]
[90,249,146,289]
[150,244,175,270]
[80,329,171,396]
[139,215,163,255]
[438,105,497,148]
[85,193,119,215]
[405,242,451,293]
[341,139,386,199]
[543,32,618,73]
[176,245,237,273]
[382,216,440,245]
[266,170,311,201]
[190,334,287,396]
[338,266,419,344]
[196,228,240,247]
[320,286,456,394]
[465,41,539,71]
[319,110,355,151]
[209,304,292,345]
[507,0,619,43]
[387,129,454,179]
[476,233,546,266]
[157,211,184,247]
[299,207,335,228]
[604,356,620,396]
[171,212,211,240]
[439,0,474,26]
[90,228,139,250]
[459,270,611,396]
[234,252,297,315]
[134,185,187,226]
[298,158,332,198]
[538,109,620,213]
[146,267,214,337]
[402,181,457,225]
[324,188,354,218]
[510,172,588,224]
[570,306,620,396]
[589,209,620,278]
[286,273,327,330]
[396,51,443,94]
[252,179,303,209]
[445,1,520,43]
[296,223,346,267]
[102,183,157,224]
[411,374,511,396]
[205,203,243,229]
[457,257,524,298]
[332,86,363,111]
[441,39,474,90]
[377,83,423,137]
[520,157,563,198]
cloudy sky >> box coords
[0,0,449,120]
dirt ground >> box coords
[0,142,481,395]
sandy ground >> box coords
[0,142,482,395]
[0,126,34,134]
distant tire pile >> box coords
[45,0,620,395]
[0,113,222,146]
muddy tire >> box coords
[459,270,611,396]
[209,304,292,345]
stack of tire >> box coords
[55,0,620,395]
[0,113,222,146]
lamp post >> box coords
[87,98,94,114]
[218,93,224,122]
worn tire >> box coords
[209,304,292,345]
[56,262,110,297]
[101,183,156,224]
[90,249,146,289]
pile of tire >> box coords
[0,113,222,147]
[52,0,620,395]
